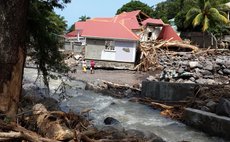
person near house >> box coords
[90,60,95,74]
[82,59,87,73]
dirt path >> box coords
[68,68,149,86]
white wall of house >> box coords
[114,41,136,62]
[85,38,137,63]
[101,40,136,62]
[101,50,116,60]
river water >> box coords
[23,68,228,142]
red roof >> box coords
[142,18,164,26]
[157,25,182,41]
[80,21,139,40]
[71,10,165,41]
[89,17,113,22]
[66,30,77,37]
[113,10,141,22]
[120,18,140,30]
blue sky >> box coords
[55,0,165,28]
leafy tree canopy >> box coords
[116,0,154,17]
[153,0,230,32]
[153,0,181,23]
[184,0,229,32]
[27,0,71,90]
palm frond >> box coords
[209,8,229,24]
[192,13,204,26]
[185,8,201,27]
[202,15,209,31]
[204,0,211,11]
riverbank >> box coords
[67,67,230,141]
[20,68,166,142]
[21,68,228,142]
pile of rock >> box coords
[147,49,230,85]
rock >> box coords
[201,106,210,112]
[184,80,195,84]
[206,101,217,112]
[196,78,215,84]
[124,89,132,96]
[104,117,120,125]
[218,70,223,75]
[204,63,213,71]
[200,69,212,76]
[216,58,225,65]
[179,72,193,79]
[189,61,199,68]
[199,56,205,61]
[213,64,221,71]
[189,77,196,82]
[225,60,230,69]
[177,67,184,74]
[223,69,230,75]
[216,98,230,117]
[203,75,214,79]
[143,131,165,142]
[125,129,145,139]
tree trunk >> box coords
[0,0,28,119]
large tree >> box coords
[28,0,69,91]
[185,0,229,32]
[116,0,154,17]
[0,0,28,119]
[174,0,230,32]
[0,0,70,120]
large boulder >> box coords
[216,98,230,117]
[104,117,120,125]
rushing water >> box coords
[23,68,228,142]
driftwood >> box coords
[135,40,199,71]
[33,104,74,141]
[151,102,174,110]
[102,80,141,91]
[0,120,60,142]
[1,102,164,142]
[161,42,199,52]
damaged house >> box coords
[65,10,180,69]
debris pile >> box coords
[136,40,230,85]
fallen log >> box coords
[159,42,199,52]
[0,120,60,142]
[151,102,174,110]
[32,104,74,141]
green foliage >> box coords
[27,0,70,90]
[67,24,75,33]
[78,15,90,21]
[153,0,184,23]
[116,0,154,17]
[185,0,229,32]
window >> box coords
[105,40,115,51]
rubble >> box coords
[136,40,230,85]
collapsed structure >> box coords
[65,10,181,69]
